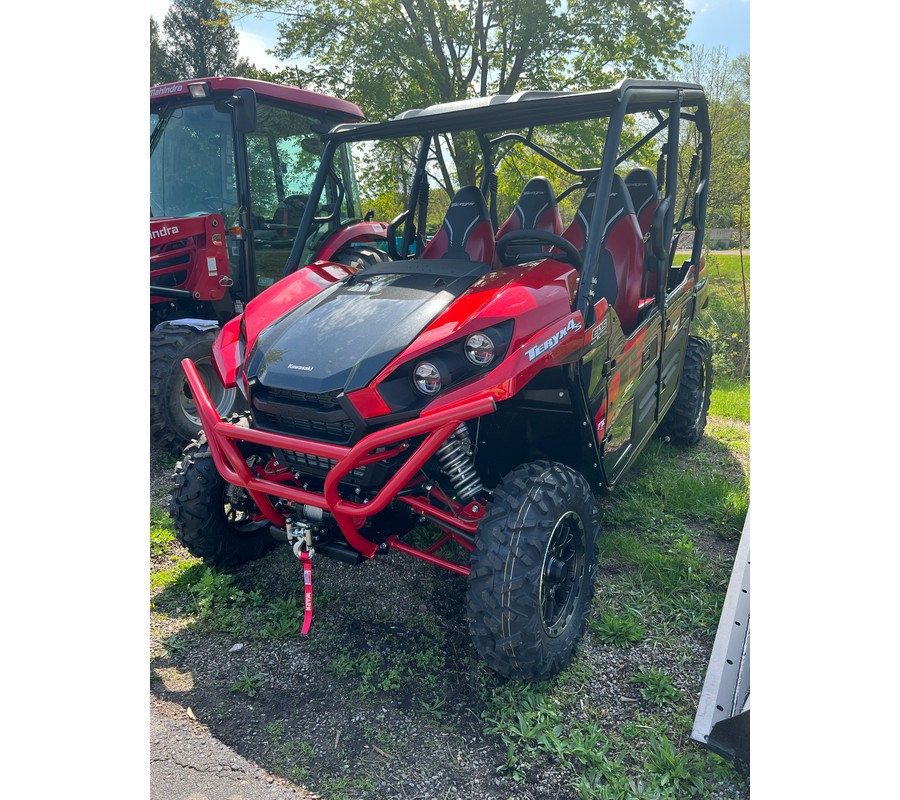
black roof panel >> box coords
[326,80,706,142]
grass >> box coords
[630,668,682,708]
[699,250,750,421]
[148,247,750,799]
[481,676,738,798]
[710,376,750,422]
[591,608,645,647]
[705,252,749,283]
[602,438,748,537]
[265,721,315,783]
[150,506,176,557]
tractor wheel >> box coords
[467,461,599,681]
[658,335,713,445]
[150,326,238,452]
[169,435,277,567]
[329,244,388,271]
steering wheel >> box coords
[495,229,583,271]
[202,195,233,214]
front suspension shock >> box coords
[435,422,484,500]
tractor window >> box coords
[246,102,361,288]
[290,139,365,269]
[246,103,331,246]
[150,102,238,224]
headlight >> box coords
[413,361,442,395]
[464,332,495,366]
[376,320,514,413]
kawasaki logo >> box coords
[150,224,180,240]
[288,364,314,371]
[525,318,582,361]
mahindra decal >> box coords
[150,224,180,240]
[150,84,186,99]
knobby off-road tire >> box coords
[658,335,713,445]
[169,435,276,567]
[467,461,600,681]
[150,327,239,452]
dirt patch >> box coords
[150,430,750,800]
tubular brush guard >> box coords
[181,358,496,560]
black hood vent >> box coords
[245,259,490,447]
[245,259,490,395]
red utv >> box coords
[169,80,713,681]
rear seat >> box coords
[624,168,662,301]
[561,174,645,334]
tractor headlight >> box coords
[413,361,442,396]
[464,332,496,366]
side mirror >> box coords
[230,88,257,134]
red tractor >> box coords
[151,77,388,449]
[169,80,713,681]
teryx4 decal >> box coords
[526,318,583,361]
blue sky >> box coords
[150,1,750,73]
[685,0,749,56]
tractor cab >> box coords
[150,78,390,451]
[150,77,376,324]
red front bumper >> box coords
[182,359,496,559]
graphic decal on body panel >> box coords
[590,318,608,344]
[525,318,583,361]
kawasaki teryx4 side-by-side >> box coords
[169,80,713,681]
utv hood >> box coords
[245,259,491,394]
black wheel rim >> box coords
[539,511,586,637]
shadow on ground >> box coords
[150,418,749,800]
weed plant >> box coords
[697,252,750,383]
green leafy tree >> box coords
[150,17,177,85]
[221,0,692,186]
[161,0,253,81]
[674,45,750,232]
